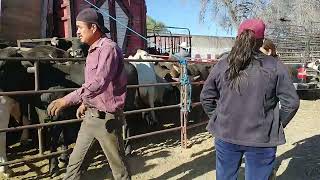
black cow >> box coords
[20,46,82,176]
[0,47,34,144]
[50,37,89,58]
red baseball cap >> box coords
[237,19,265,39]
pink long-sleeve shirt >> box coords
[63,37,127,113]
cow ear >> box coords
[51,37,58,46]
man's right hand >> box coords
[76,103,87,119]
[47,98,68,117]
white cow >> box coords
[129,50,172,125]
[307,60,320,72]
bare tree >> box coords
[262,0,320,31]
[199,0,320,31]
[199,0,268,31]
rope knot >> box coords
[174,55,192,112]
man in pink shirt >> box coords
[48,8,130,180]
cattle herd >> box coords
[0,38,214,177]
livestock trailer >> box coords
[0,0,147,56]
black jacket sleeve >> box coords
[276,61,300,128]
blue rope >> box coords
[173,55,192,112]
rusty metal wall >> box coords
[0,0,43,40]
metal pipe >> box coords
[34,61,39,91]
[125,59,177,62]
[125,126,182,140]
[38,129,44,155]
[0,119,82,133]
[31,61,43,155]
[0,57,86,62]
[180,111,184,146]
[0,57,217,64]
[0,104,181,133]
[192,102,202,107]
[124,104,180,115]
[127,82,180,88]
[0,82,180,96]
[191,81,204,85]
[0,57,179,63]
[186,121,209,129]
[0,149,71,166]
[0,88,77,96]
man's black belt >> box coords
[87,107,118,119]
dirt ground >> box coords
[2,100,320,180]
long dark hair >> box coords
[225,29,261,91]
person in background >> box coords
[200,19,300,180]
[47,8,131,180]
[176,41,191,58]
[260,38,278,58]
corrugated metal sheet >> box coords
[122,0,147,56]
[115,1,129,50]
[100,1,111,31]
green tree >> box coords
[147,16,167,33]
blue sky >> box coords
[145,0,235,37]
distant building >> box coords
[191,35,234,61]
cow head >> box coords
[68,38,89,58]
[0,47,25,70]
[154,62,203,86]
[51,37,89,58]
[50,37,73,51]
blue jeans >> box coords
[215,138,276,180]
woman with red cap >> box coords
[200,19,300,180]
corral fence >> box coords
[0,53,216,167]
[266,24,320,63]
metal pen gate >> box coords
[0,56,214,168]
